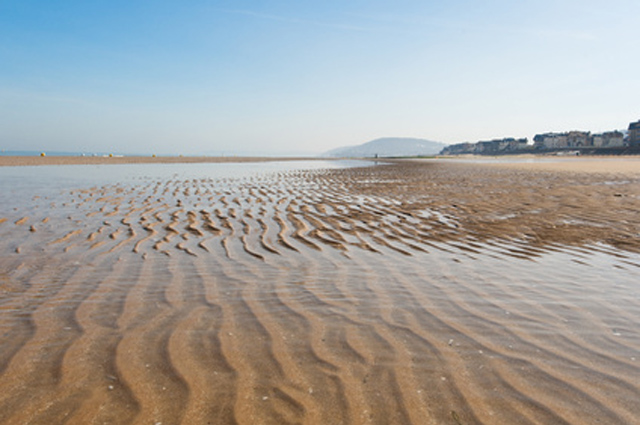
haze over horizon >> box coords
[1,1,639,156]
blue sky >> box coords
[1,0,639,155]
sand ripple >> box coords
[1,162,640,424]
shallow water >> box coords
[0,161,639,424]
[0,160,366,204]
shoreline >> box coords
[2,154,640,175]
[0,155,322,167]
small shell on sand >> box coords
[15,217,29,225]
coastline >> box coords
[3,153,640,175]
[0,155,320,167]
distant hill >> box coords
[324,137,446,158]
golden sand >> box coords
[1,160,639,424]
[483,156,640,174]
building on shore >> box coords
[533,131,592,149]
[533,130,624,149]
[440,138,528,155]
[533,133,566,149]
[629,120,640,146]
[592,131,625,148]
[441,122,635,156]
[566,131,591,147]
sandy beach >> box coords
[1,158,639,424]
[482,155,640,174]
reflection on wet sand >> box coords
[1,161,639,424]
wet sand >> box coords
[1,159,639,424]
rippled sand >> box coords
[1,161,639,424]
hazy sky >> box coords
[1,1,639,155]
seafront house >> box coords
[592,131,625,148]
[629,120,640,146]
[440,138,528,155]
[532,131,623,149]
[566,131,591,147]
[533,133,569,149]
[533,131,592,149]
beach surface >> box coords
[1,158,639,424]
[482,155,640,174]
